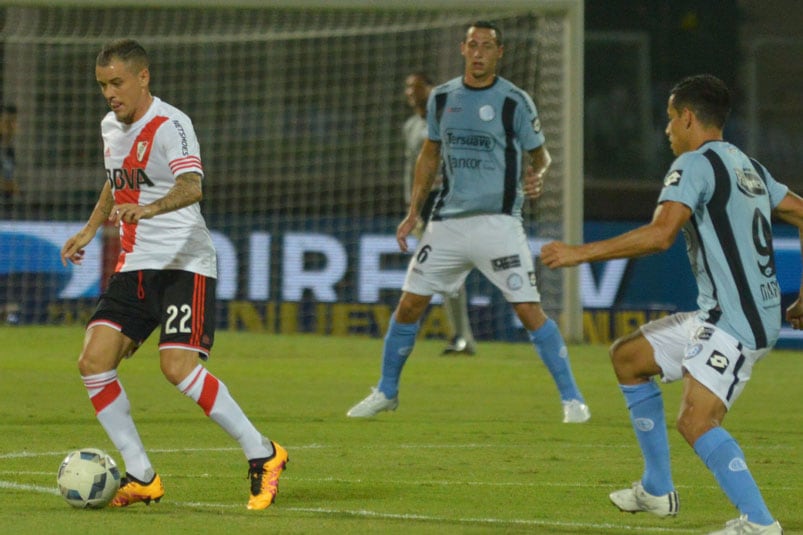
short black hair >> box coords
[670,74,731,129]
[407,72,434,86]
[465,20,502,46]
[96,38,149,71]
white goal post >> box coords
[0,0,584,341]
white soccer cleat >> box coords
[441,336,476,356]
[562,399,591,423]
[708,515,783,535]
[609,481,679,517]
[346,387,399,418]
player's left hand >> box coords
[786,297,803,330]
[522,165,544,199]
[540,240,582,268]
[110,203,155,226]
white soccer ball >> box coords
[57,448,121,508]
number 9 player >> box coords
[541,74,803,534]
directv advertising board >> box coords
[1,220,800,348]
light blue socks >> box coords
[694,427,774,526]
[377,316,419,399]
[529,318,584,402]
[620,381,674,496]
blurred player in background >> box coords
[403,72,477,356]
[542,74,803,534]
[0,104,21,322]
[347,21,590,423]
[1,104,18,201]
[61,39,287,510]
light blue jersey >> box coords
[426,76,545,220]
[658,141,789,349]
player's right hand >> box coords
[61,232,91,266]
[540,240,582,268]
[396,214,421,253]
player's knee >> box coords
[159,350,199,385]
[395,304,421,323]
[609,335,644,383]
[77,352,90,376]
[676,411,711,446]
[513,302,546,331]
[77,349,109,376]
[159,359,185,385]
[395,294,430,323]
[608,338,629,378]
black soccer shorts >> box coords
[88,269,216,358]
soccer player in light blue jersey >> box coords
[542,74,803,535]
[347,21,590,424]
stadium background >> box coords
[0,0,801,347]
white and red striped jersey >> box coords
[101,97,217,278]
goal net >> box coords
[0,0,583,341]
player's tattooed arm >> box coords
[94,181,116,224]
[61,182,116,265]
[82,182,116,236]
[111,172,203,225]
[147,172,203,216]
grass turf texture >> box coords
[0,326,800,534]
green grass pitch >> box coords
[0,326,800,534]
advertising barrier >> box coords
[1,219,800,347]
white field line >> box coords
[0,478,696,533]
[1,471,798,493]
[0,441,788,535]
[284,507,700,532]
[1,444,798,492]
[0,480,60,495]
[0,440,795,460]
[189,503,701,533]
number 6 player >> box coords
[347,21,590,423]
[60,39,287,510]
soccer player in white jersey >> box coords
[542,74,803,534]
[348,21,590,424]
[403,72,477,356]
[60,39,287,510]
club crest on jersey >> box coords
[479,105,495,122]
[735,168,766,197]
[664,169,682,186]
[136,141,149,162]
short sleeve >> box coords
[426,91,441,142]
[159,115,204,179]
[753,160,789,209]
[514,90,546,151]
[658,152,712,210]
